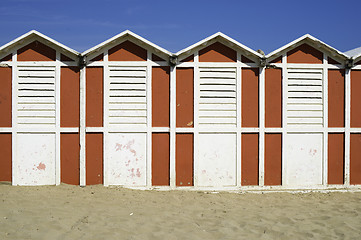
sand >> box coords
[1,184,361,240]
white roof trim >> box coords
[176,32,264,58]
[0,30,79,56]
[82,30,172,57]
[266,34,349,60]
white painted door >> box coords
[285,133,323,187]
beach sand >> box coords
[1,184,361,239]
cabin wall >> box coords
[0,39,80,185]
[1,34,360,191]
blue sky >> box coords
[0,0,360,54]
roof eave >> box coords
[0,30,79,57]
[266,34,349,61]
[176,32,263,59]
[82,30,172,57]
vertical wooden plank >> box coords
[0,133,12,182]
[86,133,103,185]
[152,66,170,127]
[152,133,170,186]
[328,70,345,127]
[265,68,282,128]
[176,133,193,186]
[61,67,80,127]
[264,133,282,186]
[241,133,259,185]
[86,67,103,127]
[328,133,344,185]
[242,68,259,127]
[61,133,80,185]
[176,68,194,127]
[351,70,361,127]
[350,134,361,185]
[0,67,12,127]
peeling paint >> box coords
[36,162,46,170]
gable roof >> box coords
[266,34,349,61]
[0,30,79,57]
[345,46,361,58]
[82,30,172,57]
[176,32,264,59]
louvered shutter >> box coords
[287,68,323,126]
[17,66,56,126]
[108,66,147,127]
[199,67,237,126]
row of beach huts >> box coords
[0,30,361,191]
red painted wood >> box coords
[0,67,12,127]
[86,67,103,127]
[61,67,80,127]
[287,43,323,64]
[108,40,147,61]
[61,133,80,185]
[86,133,103,185]
[0,133,11,182]
[265,68,282,128]
[351,70,361,127]
[17,41,56,61]
[152,67,170,127]
[199,42,236,62]
[176,68,194,128]
[350,134,361,185]
[152,133,170,186]
[328,133,344,185]
[328,70,345,127]
[265,133,282,186]
[242,68,259,127]
[241,133,259,186]
[176,133,193,186]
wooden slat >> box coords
[18,111,55,117]
[200,84,236,91]
[109,103,147,110]
[287,104,323,111]
[109,78,146,84]
[199,110,237,117]
[199,103,236,110]
[109,110,147,117]
[287,110,323,118]
[109,84,146,90]
[199,117,237,124]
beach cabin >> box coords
[175,33,264,189]
[266,34,350,189]
[0,30,81,185]
[81,30,173,187]
[345,48,361,185]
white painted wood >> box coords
[103,52,109,187]
[345,69,351,185]
[16,66,56,127]
[169,66,176,188]
[285,133,323,187]
[107,133,147,186]
[55,51,61,185]
[322,54,328,186]
[197,133,237,187]
[193,52,199,187]
[107,66,147,127]
[259,66,265,186]
[17,133,56,185]
[282,54,287,187]
[146,51,152,188]
[11,52,18,185]
[236,53,242,187]
[79,65,86,186]
[287,67,323,127]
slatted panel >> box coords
[199,67,237,126]
[108,66,147,127]
[287,68,323,126]
[17,66,56,126]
